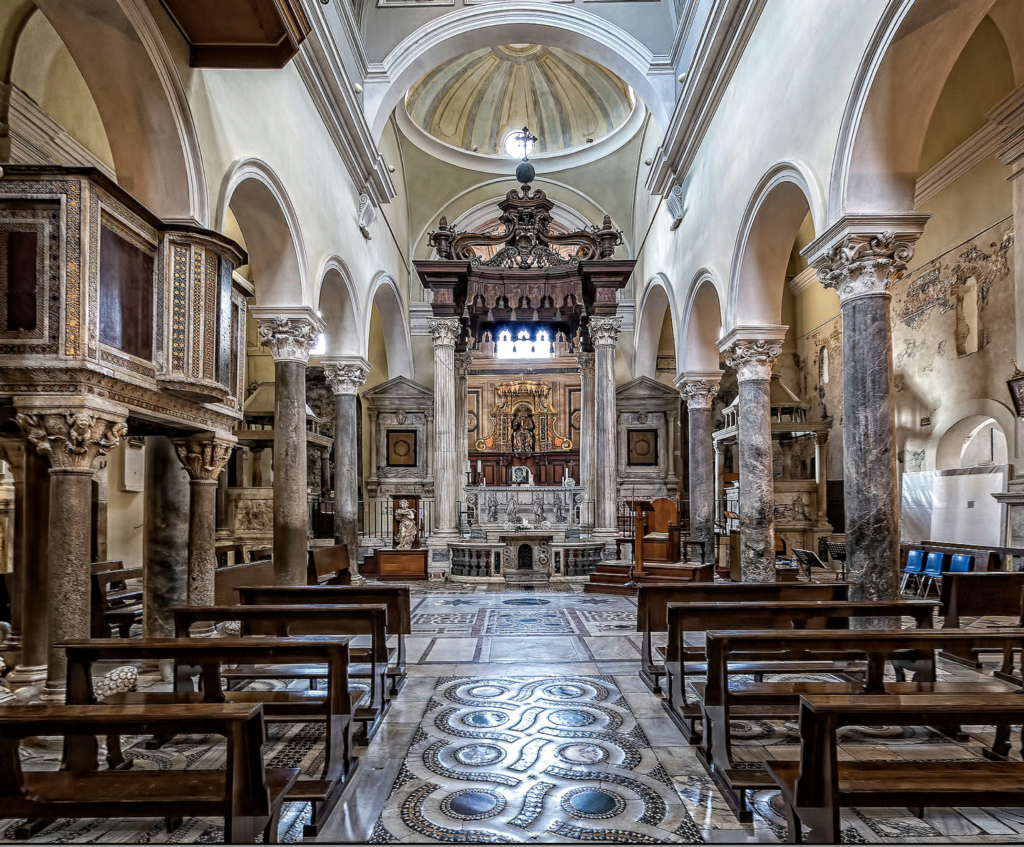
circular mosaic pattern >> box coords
[502,598,550,606]
[465,685,506,699]
[440,789,507,821]
[549,709,596,727]
[557,742,608,764]
[544,683,586,699]
[462,710,509,728]
[453,744,506,767]
[561,788,626,820]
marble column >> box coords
[808,222,925,601]
[0,439,24,649]
[680,374,721,564]
[666,408,679,490]
[143,436,190,640]
[724,337,782,582]
[173,433,236,613]
[430,318,461,541]
[577,352,596,501]
[254,309,325,585]
[590,317,622,549]
[454,352,471,510]
[815,432,829,524]
[16,401,128,701]
[323,359,369,580]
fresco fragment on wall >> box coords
[797,316,843,474]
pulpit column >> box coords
[807,218,927,601]
[16,399,128,701]
[0,439,24,650]
[253,308,325,585]
[324,358,370,580]
[815,432,829,524]
[172,433,236,613]
[679,374,721,564]
[430,318,461,541]
[576,352,596,500]
[454,352,471,508]
[144,436,190,640]
[590,317,622,550]
[722,334,784,582]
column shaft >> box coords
[273,359,309,584]
[454,353,471,515]
[689,407,716,562]
[430,319,461,538]
[577,353,596,502]
[737,378,775,581]
[335,392,360,570]
[590,318,621,544]
[143,436,189,639]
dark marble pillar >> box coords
[0,439,24,649]
[16,402,128,701]
[680,375,721,563]
[143,436,190,640]
[808,222,926,603]
[255,311,324,585]
[173,434,235,610]
[724,339,782,583]
[324,360,369,580]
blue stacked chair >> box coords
[917,551,949,598]
[899,548,925,595]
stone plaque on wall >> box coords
[387,430,417,467]
[627,429,658,466]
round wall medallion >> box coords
[454,744,506,767]
[549,709,597,727]
[561,788,626,820]
[440,789,507,821]
[557,742,608,764]
[463,710,509,728]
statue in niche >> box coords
[486,493,499,522]
[394,499,418,549]
[511,405,536,453]
[507,494,519,522]
[553,494,568,523]
[533,497,545,524]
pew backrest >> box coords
[307,545,350,584]
[939,571,1024,626]
[238,585,411,635]
[213,558,276,605]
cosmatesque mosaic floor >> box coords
[6,582,1024,844]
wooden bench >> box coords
[172,604,390,742]
[0,703,297,843]
[636,582,850,694]
[90,566,143,638]
[939,571,1024,667]
[699,628,1024,820]
[237,585,411,695]
[61,635,357,838]
[307,545,351,585]
[662,599,937,743]
[213,558,276,605]
[902,541,1004,572]
[768,694,1024,843]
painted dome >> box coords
[405,44,634,158]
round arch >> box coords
[726,162,825,333]
[634,274,674,380]
[365,273,414,380]
[216,158,308,307]
[32,0,207,224]
[678,268,724,374]
[364,0,671,141]
[926,399,1018,470]
[829,0,1008,221]
[316,257,363,358]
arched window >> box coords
[496,326,553,359]
[956,277,979,356]
[818,346,829,385]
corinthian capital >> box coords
[725,339,781,383]
[322,357,370,395]
[454,352,472,379]
[16,403,128,471]
[678,374,722,410]
[802,215,929,304]
[588,317,622,347]
[252,307,325,364]
[576,352,595,374]
[172,433,236,482]
[428,317,461,348]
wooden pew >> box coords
[902,541,1003,572]
[636,582,850,694]
[699,628,1024,821]
[307,545,351,585]
[90,566,143,638]
[61,635,356,838]
[769,694,1024,843]
[172,604,389,742]
[662,599,938,743]
[237,585,411,694]
[0,703,297,844]
[214,558,276,605]
[939,570,1024,666]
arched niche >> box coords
[928,400,1018,470]
[936,414,1010,470]
[366,273,414,380]
[317,258,362,358]
[217,159,307,307]
[678,270,724,374]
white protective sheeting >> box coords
[900,465,1009,546]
